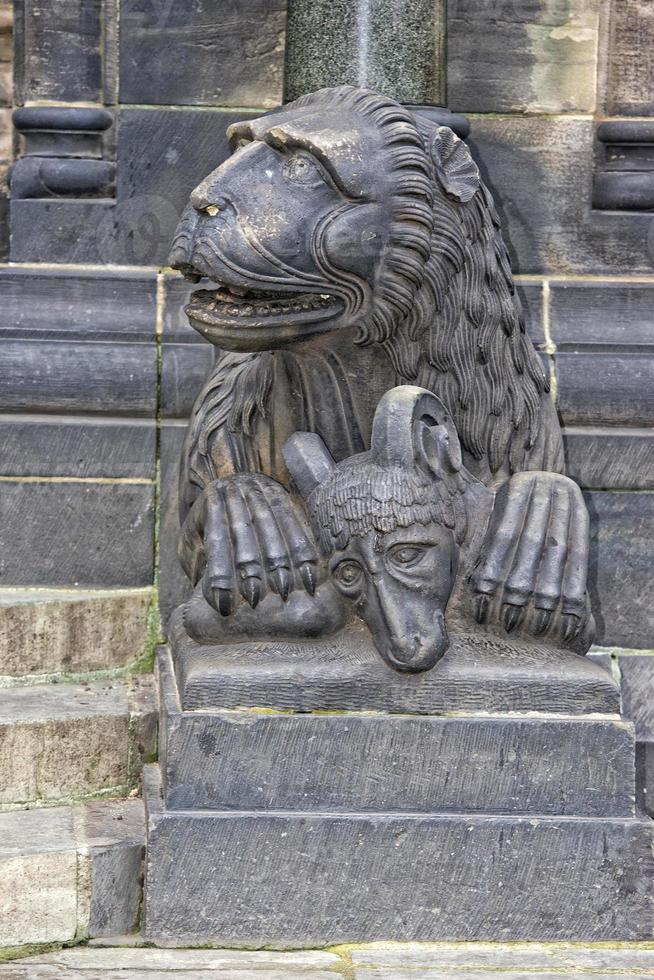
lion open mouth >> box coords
[184,281,346,348]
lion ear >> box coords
[430,126,481,204]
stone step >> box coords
[159,650,635,817]
[0,587,153,680]
[4,943,654,978]
[144,766,654,946]
[0,798,145,950]
[0,676,156,805]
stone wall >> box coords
[2,2,652,667]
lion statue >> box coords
[170,85,592,650]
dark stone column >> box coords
[284,0,446,105]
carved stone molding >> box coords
[11,106,115,199]
[593,121,654,211]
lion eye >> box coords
[387,544,429,568]
[333,559,364,590]
[283,152,325,187]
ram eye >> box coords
[332,559,364,590]
[282,152,326,187]
[387,544,430,568]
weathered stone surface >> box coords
[556,353,654,427]
[14,0,102,104]
[284,0,444,104]
[0,268,157,342]
[621,657,654,741]
[159,423,190,625]
[0,678,154,804]
[144,766,654,945]
[3,946,341,977]
[159,651,634,817]
[584,491,654,649]
[9,200,120,265]
[0,798,145,949]
[549,281,654,349]
[468,116,654,275]
[119,0,285,109]
[0,416,156,480]
[516,279,545,349]
[160,343,213,419]
[0,481,154,588]
[172,618,620,716]
[162,274,207,343]
[607,0,654,115]
[448,0,601,114]
[563,427,654,491]
[350,941,654,975]
[0,340,156,416]
[0,587,152,678]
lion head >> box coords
[171,85,560,489]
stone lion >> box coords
[170,85,592,649]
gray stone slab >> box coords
[158,423,191,626]
[14,0,101,104]
[0,339,156,417]
[350,942,654,973]
[563,427,654,491]
[620,656,654,741]
[516,280,546,349]
[119,0,285,109]
[0,267,157,342]
[556,353,654,427]
[607,0,654,115]
[162,274,207,343]
[9,200,123,265]
[584,490,654,649]
[549,281,654,350]
[468,116,654,275]
[0,480,154,588]
[171,615,620,716]
[0,415,156,480]
[15,948,341,972]
[159,651,634,817]
[160,343,214,419]
[143,767,654,945]
[116,108,259,266]
[84,799,146,938]
[448,0,601,114]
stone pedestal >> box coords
[144,634,654,946]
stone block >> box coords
[159,423,190,627]
[144,767,654,945]
[0,681,130,804]
[0,481,154,588]
[0,798,145,949]
[620,656,654,741]
[549,281,654,349]
[158,650,634,817]
[468,116,654,275]
[116,108,259,266]
[119,0,285,109]
[14,0,101,104]
[607,0,654,115]
[171,615,620,716]
[162,272,207,343]
[0,340,156,417]
[516,279,545,349]
[160,343,214,419]
[556,352,654,427]
[584,491,654,649]
[0,416,156,480]
[3,947,342,977]
[448,0,601,114]
[9,200,122,265]
[349,942,654,976]
[0,587,152,679]
[563,427,654,491]
[0,267,157,342]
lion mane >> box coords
[182,86,562,514]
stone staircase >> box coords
[0,588,156,953]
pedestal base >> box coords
[143,765,654,946]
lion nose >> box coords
[190,177,228,215]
